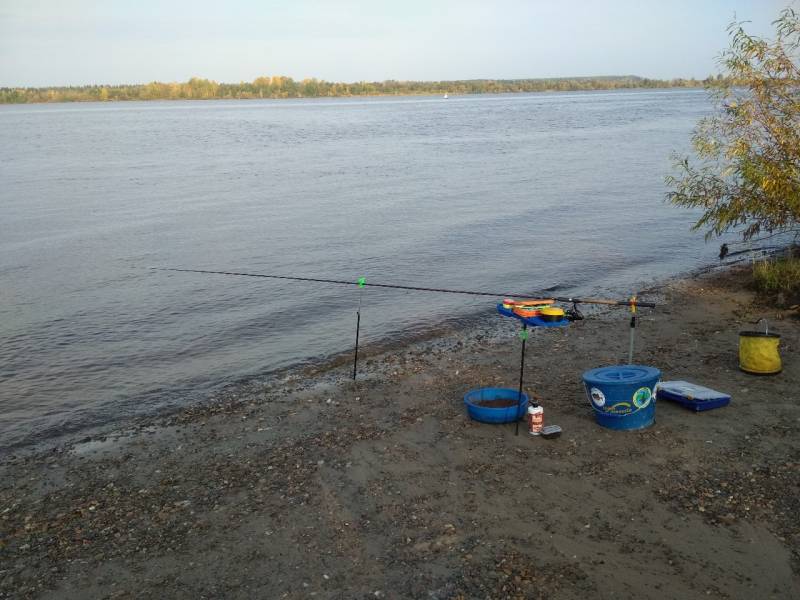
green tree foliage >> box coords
[666,8,800,241]
[0,75,705,105]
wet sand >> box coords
[1,266,798,599]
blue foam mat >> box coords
[496,304,569,328]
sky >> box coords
[0,0,793,87]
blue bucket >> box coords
[463,387,528,424]
[582,365,661,430]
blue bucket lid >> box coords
[582,365,661,386]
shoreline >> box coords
[2,258,680,457]
[0,85,706,107]
[0,256,723,457]
[2,265,798,598]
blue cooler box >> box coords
[582,365,661,430]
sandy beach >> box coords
[1,266,798,599]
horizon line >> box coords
[0,73,714,90]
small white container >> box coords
[527,405,544,435]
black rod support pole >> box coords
[628,314,636,364]
[515,323,528,436]
[353,309,361,380]
[627,295,637,365]
[353,282,365,381]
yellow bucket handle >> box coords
[754,317,769,335]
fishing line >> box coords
[149,267,655,308]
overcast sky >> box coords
[0,0,792,87]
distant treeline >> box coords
[0,75,713,104]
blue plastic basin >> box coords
[582,365,661,430]
[464,387,528,424]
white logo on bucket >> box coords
[590,387,606,407]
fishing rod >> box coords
[149,267,656,308]
[152,267,657,389]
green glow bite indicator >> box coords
[358,277,366,288]
[519,329,528,341]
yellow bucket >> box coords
[739,331,781,375]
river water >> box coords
[0,89,716,450]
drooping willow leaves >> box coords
[666,8,800,242]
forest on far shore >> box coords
[0,74,713,104]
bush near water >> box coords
[667,9,800,278]
[753,255,800,307]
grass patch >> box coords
[753,256,800,306]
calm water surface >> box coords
[1,89,716,450]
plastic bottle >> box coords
[528,405,544,435]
